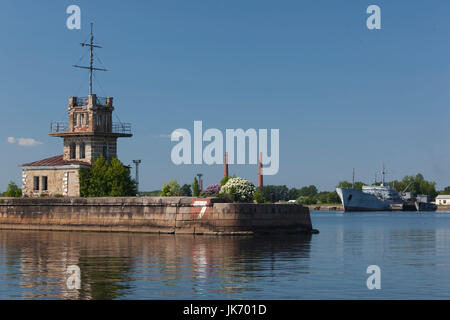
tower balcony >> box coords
[49,121,132,137]
[69,95,113,108]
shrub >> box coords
[221,175,236,186]
[220,177,256,203]
[221,176,230,186]
[192,177,200,197]
[180,184,192,196]
[4,181,22,197]
[160,179,181,196]
[4,181,22,198]
[253,188,265,203]
[203,184,221,196]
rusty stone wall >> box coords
[0,197,313,235]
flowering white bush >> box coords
[219,177,256,202]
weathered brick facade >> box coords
[22,166,82,197]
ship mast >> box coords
[381,164,386,186]
[73,23,108,95]
[352,168,355,188]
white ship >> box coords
[336,166,403,212]
[336,184,403,212]
[336,167,436,212]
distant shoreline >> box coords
[306,204,450,212]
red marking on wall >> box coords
[191,198,211,219]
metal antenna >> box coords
[352,168,355,189]
[73,22,108,95]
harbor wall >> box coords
[0,197,314,235]
[436,205,450,212]
[306,204,344,211]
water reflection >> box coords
[0,230,312,299]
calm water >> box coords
[1,211,450,299]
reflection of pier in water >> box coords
[0,230,311,299]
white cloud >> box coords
[7,137,43,147]
[159,130,184,139]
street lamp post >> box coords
[196,173,203,193]
[133,160,142,195]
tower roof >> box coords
[21,155,90,167]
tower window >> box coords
[70,143,76,159]
[80,143,85,159]
[80,113,85,126]
[42,176,48,191]
[73,113,77,128]
[33,176,39,191]
[102,143,108,159]
[97,114,103,129]
[85,113,89,125]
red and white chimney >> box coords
[258,152,263,188]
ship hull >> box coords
[415,202,437,212]
[336,187,394,212]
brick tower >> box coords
[49,94,132,164]
[21,24,132,197]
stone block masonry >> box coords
[0,197,315,235]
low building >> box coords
[435,195,450,205]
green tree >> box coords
[440,186,450,195]
[337,181,352,189]
[4,181,22,197]
[108,158,137,196]
[327,191,341,204]
[79,156,137,197]
[260,185,289,203]
[296,195,317,205]
[160,179,181,196]
[337,181,365,190]
[253,188,265,203]
[390,174,437,199]
[192,177,200,197]
[298,185,318,197]
[288,188,301,200]
[180,184,192,196]
[315,192,329,204]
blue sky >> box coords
[1,0,450,192]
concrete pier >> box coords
[0,197,314,235]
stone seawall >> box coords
[0,197,314,235]
[306,204,344,211]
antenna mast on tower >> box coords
[73,23,108,95]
